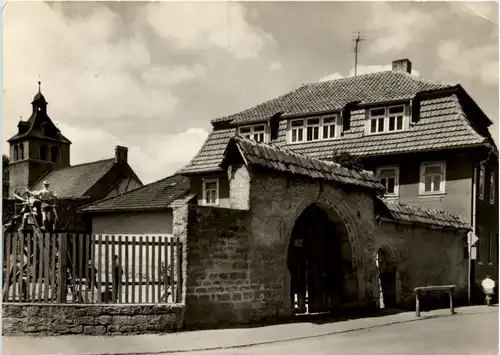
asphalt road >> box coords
[183,311,498,355]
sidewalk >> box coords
[3,305,497,355]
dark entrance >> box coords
[376,247,397,308]
[287,204,348,314]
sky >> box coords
[3,1,499,185]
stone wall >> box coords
[181,205,255,328]
[374,221,469,308]
[179,167,382,328]
[2,303,184,336]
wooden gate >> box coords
[288,205,345,314]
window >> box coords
[40,145,48,161]
[290,120,304,143]
[376,166,399,197]
[477,226,484,262]
[479,165,485,200]
[19,144,24,160]
[238,124,267,143]
[368,105,407,134]
[202,178,219,206]
[488,231,495,264]
[51,146,59,163]
[420,161,446,195]
[289,115,340,143]
[489,172,495,205]
[13,146,18,161]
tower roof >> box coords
[8,82,71,144]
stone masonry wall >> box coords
[181,205,254,328]
[247,169,381,316]
[374,222,468,307]
[179,167,382,329]
[2,303,184,336]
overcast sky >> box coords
[3,1,498,184]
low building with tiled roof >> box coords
[178,58,498,300]
[80,174,192,235]
[4,84,143,231]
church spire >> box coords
[31,80,47,113]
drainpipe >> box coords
[469,166,477,305]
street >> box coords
[3,306,498,355]
[184,311,498,355]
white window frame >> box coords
[202,178,219,206]
[479,164,485,200]
[367,105,408,135]
[238,124,268,143]
[490,172,495,205]
[419,161,446,195]
[288,115,341,144]
[376,165,400,197]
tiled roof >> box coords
[8,110,71,144]
[212,71,452,125]
[31,159,116,198]
[178,94,489,175]
[222,136,383,191]
[80,174,191,213]
[376,197,471,230]
[104,177,143,199]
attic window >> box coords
[367,105,408,135]
[238,124,267,143]
[288,115,341,144]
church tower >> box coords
[7,82,71,197]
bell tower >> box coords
[7,82,72,197]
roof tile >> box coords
[81,174,190,213]
[31,159,116,198]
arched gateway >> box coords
[287,204,356,314]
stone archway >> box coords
[287,203,356,314]
[375,245,397,308]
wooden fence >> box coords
[2,232,183,304]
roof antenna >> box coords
[352,32,365,77]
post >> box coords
[57,233,68,303]
[449,289,455,315]
[415,289,420,317]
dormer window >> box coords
[238,124,267,143]
[288,115,341,144]
[368,105,407,134]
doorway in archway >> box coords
[375,246,397,308]
[287,204,352,314]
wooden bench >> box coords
[414,285,456,317]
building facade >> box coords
[179,59,498,301]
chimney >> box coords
[392,59,412,74]
[115,145,128,163]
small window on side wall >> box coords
[490,173,496,205]
[377,166,399,197]
[202,178,219,206]
[420,161,446,195]
[40,145,48,161]
[479,164,485,200]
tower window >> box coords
[51,146,59,163]
[40,145,48,161]
[19,144,24,160]
[14,146,19,161]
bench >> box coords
[414,285,455,317]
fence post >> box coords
[57,233,68,303]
